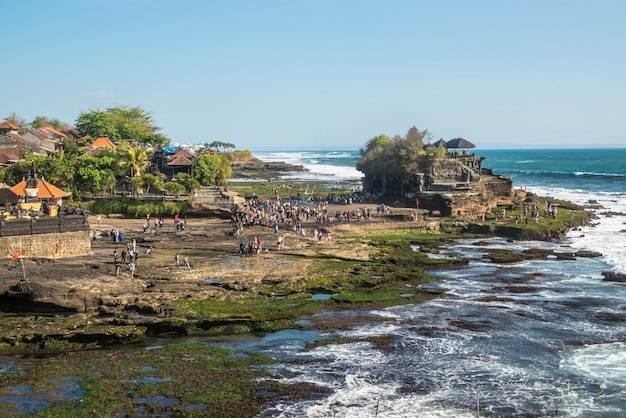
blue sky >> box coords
[1,0,625,150]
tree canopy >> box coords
[209,140,236,152]
[193,154,232,186]
[76,106,171,147]
[356,126,436,197]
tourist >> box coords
[184,256,191,270]
[128,261,135,277]
[115,260,121,276]
[277,235,284,250]
[175,252,180,267]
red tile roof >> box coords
[0,121,20,130]
[11,179,71,199]
[91,137,116,148]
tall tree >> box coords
[209,140,236,152]
[193,154,232,186]
[75,106,171,147]
[119,146,149,178]
[76,110,118,139]
[40,150,76,188]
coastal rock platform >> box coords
[0,204,432,317]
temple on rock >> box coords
[358,137,516,217]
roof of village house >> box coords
[4,133,51,154]
[0,121,20,130]
[81,148,103,158]
[28,129,50,141]
[0,148,21,165]
[91,137,116,148]
[171,148,195,159]
[431,139,448,147]
[0,188,20,205]
[39,127,67,138]
[11,178,71,199]
[167,154,194,166]
[446,137,475,149]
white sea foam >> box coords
[253,150,364,182]
[560,342,626,386]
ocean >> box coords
[240,148,626,417]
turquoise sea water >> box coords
[480,148,626,194]
[253,148,626,193]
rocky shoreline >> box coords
[0,196,598,353]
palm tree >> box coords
[120,146,149,178]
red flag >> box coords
[11,250,20,260]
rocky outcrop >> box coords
[602,271,626,283]
[231,157,304,178]
[0,279,95,313]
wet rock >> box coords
[574,250,602,258]
[602,271,626,282]
[554,252,576,260]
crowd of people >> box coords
[231,197,374,238]
[101,195,384,277]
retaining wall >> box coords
[0,216,92,258]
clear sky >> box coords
[2,0,625,150]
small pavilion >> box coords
[10,165,71,216]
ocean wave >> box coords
[509,170,626,177]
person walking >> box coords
[128,261,136,277]
[184,255,191,270]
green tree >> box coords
[77,165,105,192]
[100,169,117,194]
[3,153,45,185]
[59,137,89,155]
[209,140,236,152]
[214,154,232,186]
[162,181,186,197]
[194,154,224,186]
[119,146,150,178]
[357,127,435,197]
[75,106,170,147]
[135,173,162,194]
[31,116,73,131]
[76,110,118,138]
[40,150,76,189]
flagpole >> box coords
[20,255,26,280]
[19,239,25,280]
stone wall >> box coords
[0,230,92,258]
